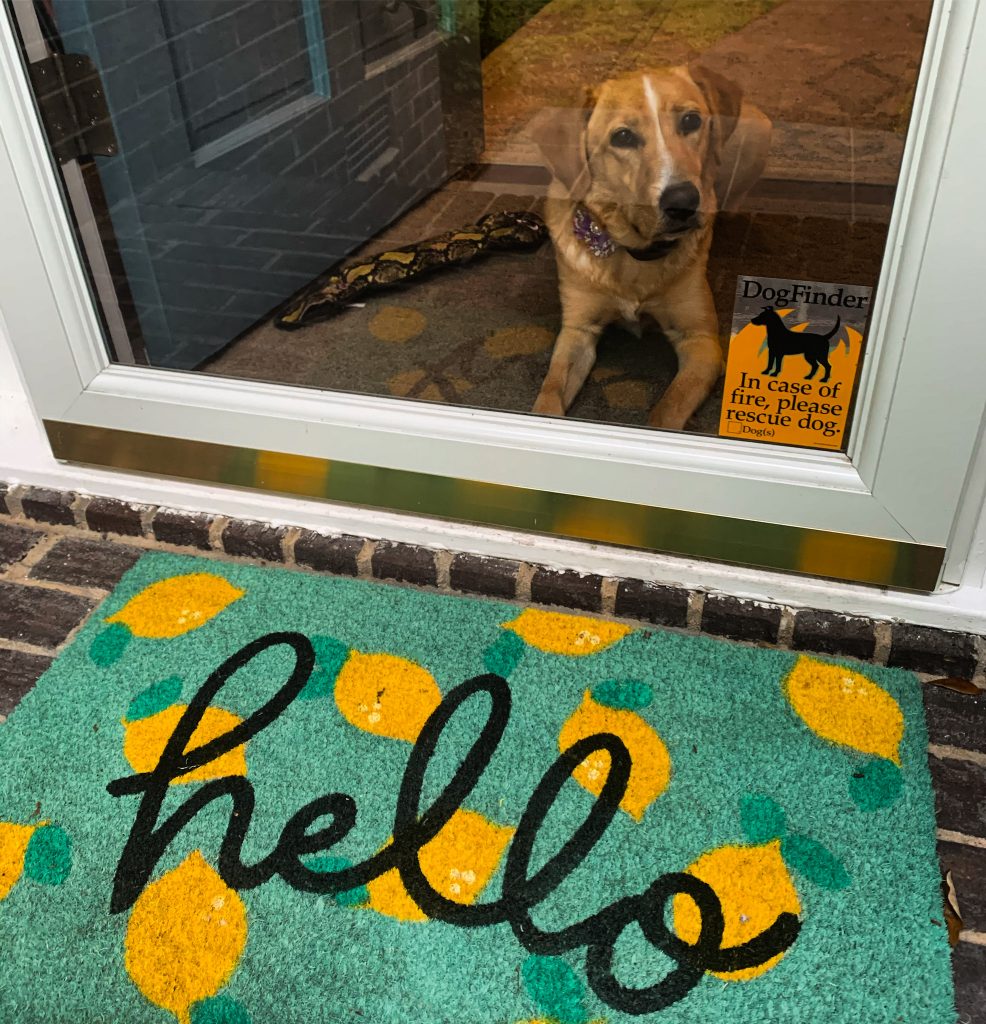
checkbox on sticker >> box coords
[726,421,742,434]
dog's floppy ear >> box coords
[527,87,596,199]
[688,63,743,160]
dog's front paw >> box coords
[533,392,566,416]
[648,402,689,432]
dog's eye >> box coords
[610,127,641,149]
[679,111,702,135]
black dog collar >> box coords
[573,205,679,261]
[624,239,680,261]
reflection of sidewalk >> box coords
[481,0,930,186]
[485,118,904,188]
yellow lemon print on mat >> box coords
[674,840,801,981]
[125,851,247,1024]
[108,574,244,639]
[784,655,903,764]
[0,822,37,900]
[604,379,651,411]
[93,574,245,666]
[558,691,670,820]
[784,656,906,810]
[504,609,633,656]
[484,325,554,358]
[369,306,427,343]
[367,809,514,922]
[334,651,441,742]
[123,705,246,783]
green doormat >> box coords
[0,553,954,1023]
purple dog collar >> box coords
[572,205,617,258]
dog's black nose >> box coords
[659,182,700,223]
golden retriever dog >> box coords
[530,65,771,429]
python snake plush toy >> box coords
[275,210,547,330]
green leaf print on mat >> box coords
[126,676,183,721]
[522,955,590,1024]
[24,824,72,885]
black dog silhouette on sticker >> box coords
[751,306,841,382]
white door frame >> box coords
[1,0,984,591]
[8,0,138,365]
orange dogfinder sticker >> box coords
[719,276,870,449]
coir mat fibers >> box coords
[0,553,954,1023]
